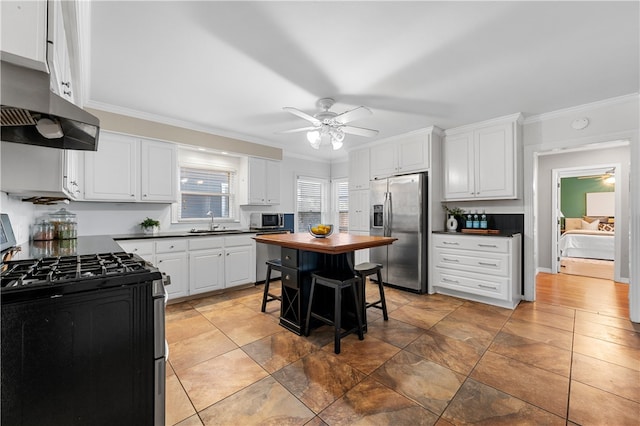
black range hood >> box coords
[0,60,100,151]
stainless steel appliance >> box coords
[250,212,284,230]
[254,213,294,283]
[1,61,100,151]
[1,251,166,425]
[369,173,428,293]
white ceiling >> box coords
[85,1,639,161]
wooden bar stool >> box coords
[304,270,364,354]
[261,259,282,312]
[355,262,388,321]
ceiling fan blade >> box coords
[334,106,372,124]
[341,125,379,137]
[276,126,318,134]
[283,107,320,125]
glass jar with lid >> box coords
[48,208,78,240]
[31,220,55,241]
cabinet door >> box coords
[140,139,177,202]
[63,150,82,199]
[475,123,515,199]
[189,248,224,294]
[225,245,254,287]
[370,144,397,179]
[248,157,267,204]
[156,252,189,300]
[397,132,430,174]
[84,133,138,201]
[0,0,48,72]
[47,0,73,103]
[443,132,474,200]
[348,189,370,232]
[265,160,280,204]
[348,148,370,190]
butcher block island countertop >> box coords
[253,232,397,254]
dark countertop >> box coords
[111,229,289,241]
[433,230,521,238]
[5,236,125,261]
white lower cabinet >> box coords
[432,233,521,309]
[156,252,189,299]
[118,234,256,301]
[189,248,225,294]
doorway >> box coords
[551,165,619,280]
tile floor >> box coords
[165,276,639,425]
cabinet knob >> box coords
[61,81,71,88]
[285,255,291,260]
[158,260,163,263]
[226,253,229,256]
[169,245,174,249]
[64,90,72,96]
[284,275,290,280]
[131,194,135,197]
[218,253,222,257]
[143,194,147,197]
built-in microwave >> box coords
[249,213,284,230]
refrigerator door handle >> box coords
[384,192,392,237]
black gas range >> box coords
[1,248,167,426]
[1,251,161,303]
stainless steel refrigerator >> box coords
[369,173,427,293]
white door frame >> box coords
[524,134,638,323]
[550,164,622,280]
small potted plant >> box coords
[140,217,160,235]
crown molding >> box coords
[523,93,639,125]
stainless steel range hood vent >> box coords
[1,61,100,151]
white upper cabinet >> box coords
[370,128,433,180]
[47,0,74,103]
[348,148,370,190]
[443,114,522,201]
[1,0,48,72]
[85,133,139,201]
[84,131,177,202]
[242,157,281,205]
[140,140,177,202]
[0,142,83,200]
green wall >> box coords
[560,177,614,218]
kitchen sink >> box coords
[188,228,238,234]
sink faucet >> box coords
[206,211,219,231]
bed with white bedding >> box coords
[559,229,615,260]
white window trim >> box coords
[171,162,240,224]
[295,174,330,232]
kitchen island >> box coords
[253,232,396,334]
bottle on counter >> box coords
[465,212,473,229]
[472,211,480,229]
[480,211,488,229]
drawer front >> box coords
[189,236,224,251]
[118,239,153,256]
[433,234,509,253]
[281,248,298,268]
[434,268,509,300]
[434,249,509,277]
[280,266,298,288]
[155,239,188,253]
[224,235,253,247]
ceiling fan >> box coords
[279,98,379,150]
[577,168,615,184]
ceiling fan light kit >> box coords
[281,97,378,150]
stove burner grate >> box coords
[1,252,153,289]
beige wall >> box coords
[87,108,283,160]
